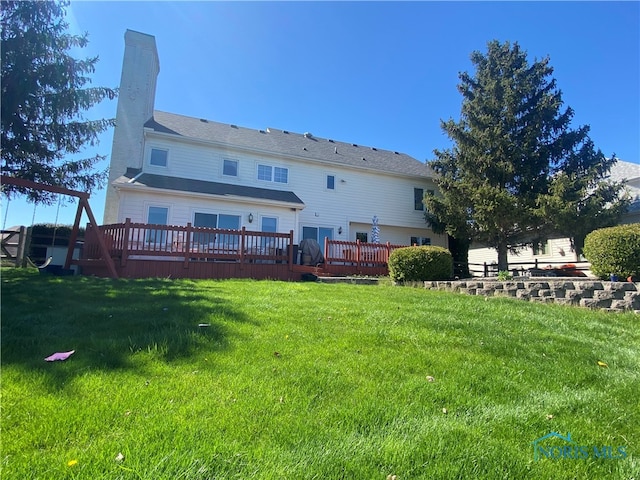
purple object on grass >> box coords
[44,350,75,362]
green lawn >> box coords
[1,269,638,479]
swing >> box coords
[26,195,62,269]
[1,174,119,278]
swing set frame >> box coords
[1,175,118,278]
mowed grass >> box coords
[1,269,639,479]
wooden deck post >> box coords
[288,230,294,268]
[324,236,329,264]
[183,222,192,269]
[240,226,246,267]
[121,218,131,267]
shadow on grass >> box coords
[1,269,253,388]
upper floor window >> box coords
[414,188,435,211]
[414,188,424,210]
[326,175,335,190]
[223,159,238,177]
[258,163,288,183]
[150,148,168,167]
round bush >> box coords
[583,223,640,280]
[388,246,453,282]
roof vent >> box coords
[362,157,366,161]
[283,130,289,134]
[259,130,266,134]
[352,143,358,147]
[394,151,399,155]
[230,124,238,129]
[199,118,209,123]
[304,132,313,138]
[328,139,334,143]
[334,147,338,154]
[371,147,377,151]
[303,147,308,151]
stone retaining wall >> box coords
[424,278,640,313]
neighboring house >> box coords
[468,160,640,273]
[104,30,444,249]
[609,160,640,225]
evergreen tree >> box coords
[538,142,629,260]
[1,0,116,203]
[426,40,625,270]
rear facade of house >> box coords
[103,30,444,250]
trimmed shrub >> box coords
[583,223,640,280]
[388,246,453,282]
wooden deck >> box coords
[76,219,404,280]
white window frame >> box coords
[257,163,289,184]
[223,158,238,177]
[410,236,431,246]
[326,174,336,191]
[149,147,169,167]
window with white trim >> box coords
[223,159,238,177]
[533,241,549,256]
[326,175,335,190]
[410,236,431,246]
[150,148,168,167]
[257,163,288,183]
[147,206,168,243]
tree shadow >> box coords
[1,270,255,389]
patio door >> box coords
[261,217,277,248]
[193,213,217,245]
[147,206,168,244]
[302,226,333,248]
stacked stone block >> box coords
[424,279,640,313]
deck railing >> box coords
[81,219,414,278]
[324,239,405,268]
[85,219,295,266]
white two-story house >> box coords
[104,30,444,250]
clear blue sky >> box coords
[3,1,639,229]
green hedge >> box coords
[583,223,640,280]
[388,246,453,282]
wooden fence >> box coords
[464,259,592,278]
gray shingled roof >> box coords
[144,111,434,179]
[608,161,640,212]
[115,168,305,206]
[608,160,640,182]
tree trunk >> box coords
[497,242,509,272]
[448,235,471,278]
[573,235,585,262]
